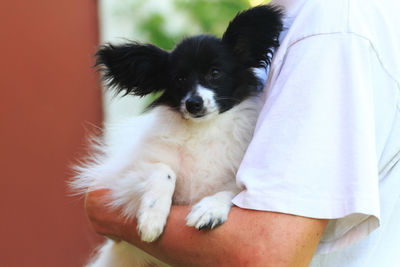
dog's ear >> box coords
[95,42,169,96]
[222,5,283,68]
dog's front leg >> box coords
[186,191,236,230]
[136,163,176,242]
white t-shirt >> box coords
[232,0,400,265]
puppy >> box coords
[72,5,283,267]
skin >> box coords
[85,190,328,267]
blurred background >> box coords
[0,0,268,266]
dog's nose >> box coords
[185,96,203,114]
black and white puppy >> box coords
[73,5,283,267]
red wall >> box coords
[0,1,103,266]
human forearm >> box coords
[85,190,327,267]
[136,207,326,267]
[85,190,230,266]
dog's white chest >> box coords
[173,137,238,204]
[135,98,260,205]
[162,112,254,204]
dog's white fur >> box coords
[72,95,262,267]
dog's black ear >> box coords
[95,42,169,96]
[222,5,283,68]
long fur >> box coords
[72,5,283,267]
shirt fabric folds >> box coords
[232,0,400,265]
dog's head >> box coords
[96,5,283,121]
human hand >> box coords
[84,189,126,242]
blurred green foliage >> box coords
[139,13,175,50]
[136,0,269,50]
[173,0,250,37]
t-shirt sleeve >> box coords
[232,33,380,253]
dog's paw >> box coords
[136,209,167,242]
[185,194,232,230]
[135,164,176,242]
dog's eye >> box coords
[209,68,221,79]
[176,76,187,84]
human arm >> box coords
[85,189,328,267]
